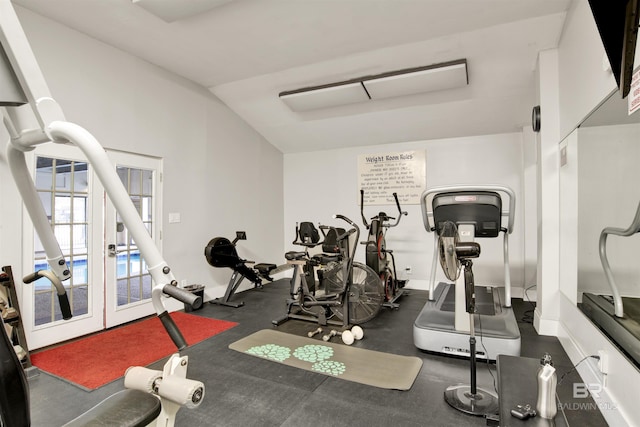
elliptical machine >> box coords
[360,190,408,308]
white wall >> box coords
[535,48,561,335]
[559,130,578,306]
[522,126,539,298]
[548,1,639,425]
[577,123,640,297]
[557,0,617,140]
[0,7,284,306]
[283,133,527,294]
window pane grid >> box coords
[115,165,154,307]
[34,157,90,326]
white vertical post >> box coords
[6,143,70,280]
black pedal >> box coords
[510,403,536,420]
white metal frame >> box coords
[1,3,202,424]
[21,145,104,349]
[105,151,162,328]
[1,0,176,318]
[421,184,516,306]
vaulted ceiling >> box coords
[13,0,572,153]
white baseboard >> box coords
[556,319,630,427]
[556,294,637,426]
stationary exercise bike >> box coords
[0,3,206,425]
[360,190,408,308]
[205,231,277,307]
[272,215,384,328]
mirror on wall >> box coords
[570,90,640,370]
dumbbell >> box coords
[0,297,17,321]
[307,327,323,338]
[322,326,364,345]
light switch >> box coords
[168,212,181,223]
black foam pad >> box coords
[63,389,161,427]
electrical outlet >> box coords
[597,350,608,375]
[405,266,412,275]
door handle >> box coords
[107,244,125,257]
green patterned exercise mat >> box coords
[229,329,423,390]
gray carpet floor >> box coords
[28,279,605,426]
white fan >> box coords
[438,221,461,281]
[437,221,499,417]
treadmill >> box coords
[413,185,521,360]
[580,200,640,368]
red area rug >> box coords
[31,312,237,390]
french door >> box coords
[104,151,161,328]
[22,145,162,349]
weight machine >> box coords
[0,2,204,425]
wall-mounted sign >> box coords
[628,67,640,115]
[358,150,426,205]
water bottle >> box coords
[536,353,558,419]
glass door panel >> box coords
[105,152,161,328]
[23,145,103,350]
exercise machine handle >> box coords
[158,311,187,350]
[22,271,40,284]
[336,227,357,242]
[23,270,72,320]
[333,214,360,262]
[158,284,203,350]
[394,192,402,214]
[359,190,369,229]
[360,190,407,229]
[57,294,72,321]
[319,223,355,243]
[162,284,203,311]
[388,192,408,228]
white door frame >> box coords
[21,146,163,349]
[104,150,162,328]
[21,144,103,350]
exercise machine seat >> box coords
[254,263,277,280]
[321,228,346,254]
[63,389,161,427]
[2,319,160,427]
[285,251,308,261]
[311,227,345,264]
[298,222,320,246]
